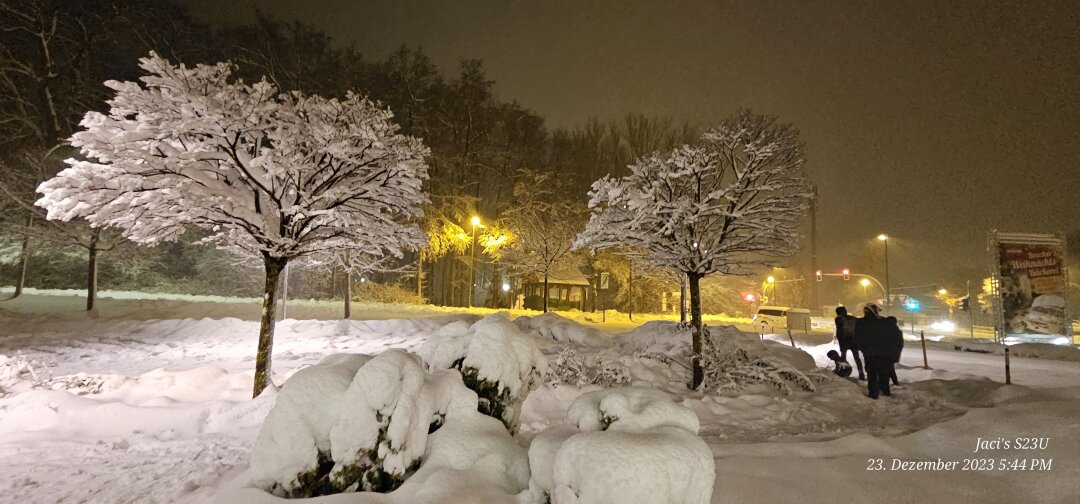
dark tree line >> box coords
[1,0,758,316]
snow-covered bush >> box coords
[249,351,478,497]
[515,312,610,346]
[701,326,816,395]
[0,353,52,397]
[419,314,547,433]
[545,346,631,388]
[526,388,714,504]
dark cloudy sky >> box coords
[188,0,1080,287]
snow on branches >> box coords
[575,110,811,277]
[35,52,430,396]
[575,110,811,389]
[36,52,429,262]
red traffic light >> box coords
[744,293,756,302]
[842,268,851,280]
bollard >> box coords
[920,330,928,369]
[1005,347,1012,385]
[787,327,796,348]
[804,319,811,336]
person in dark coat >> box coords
[854,304,891,399]
[834,306,864,380]
[883,316,905,386]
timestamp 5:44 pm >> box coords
[959,458,1053,471]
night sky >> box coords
[188,0,1080,287]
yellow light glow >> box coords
[471,216,481,227]
[938,288,947,295]
[877,234,888,241]
[766,276,775,284]
[860,278,871,287]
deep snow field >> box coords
[1,290,1079,504]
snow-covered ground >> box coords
[1,290,1079,503]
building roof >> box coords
[522,265,590,286]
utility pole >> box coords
[810,185,819,312]
[967,279,975,340]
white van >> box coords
[753,306,812,333]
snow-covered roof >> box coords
[523,265,590,286]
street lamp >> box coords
[469,216,481,308]
[938,288,947,296]
[860,277,871,298]
[877,234,890,308]
[765,275,776,305]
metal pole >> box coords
[468,224,477,308]
[967,280,975,341]
[1005,347,1011,385]
[810,185,819,311]
[883,237,891,308]
[920,330,928,369]
[787,327,796,348]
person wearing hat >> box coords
[854,303,891,398]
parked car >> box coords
[753,306,812,333]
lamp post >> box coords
[469,216,480,308]
[860,277,870,299]
[766,275,775,305]
[877,234,890,308]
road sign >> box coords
[599,272,610,290]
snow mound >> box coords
[419,314,547,432]
[953,341,1080,362]
[515,311,611,346]
[614,320,691,354]
[567,387,700,434]
[249,354,372,496]
[526,387,714,504]
[249,350,479,497]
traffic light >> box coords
[842,268,851,280]
[815,270,823,282]
[744,292,756,303]
[958,296,970,311]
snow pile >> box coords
[953,341,1080,362]
[515,311,611,346]
[701,325,818,394]
[545,346,631,387]
[526,387,714,504]
[615,320,693,355]
[419,314,547,433]
[249,351,478,497]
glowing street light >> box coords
[938,288,947,295]
[860,277,870,298]
[766,276,776,284]
[876,233,890,307]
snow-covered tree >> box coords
[575,110,811,389]
[501,170,587,312]
[36,53,430,396]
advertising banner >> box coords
[991,233,1069,337]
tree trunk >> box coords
[543,271,550,313]
[13,213,33,299]
[344,270,352,319]
[680,274,687,323]
[417,249,424,298]
[86,230,99,313]
[254,255,288,398]
[688,272,704,390]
